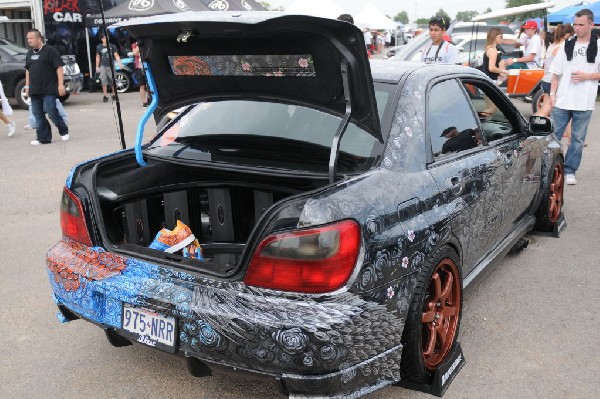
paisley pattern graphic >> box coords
[168,55,316,77]
[46,62,562,398]
[47,240,127,292]
[47,237,408,396]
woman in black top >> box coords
[479,28,509,117]
[482,28,508,83]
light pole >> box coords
[414,2,418,24]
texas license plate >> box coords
[121,303,177,353]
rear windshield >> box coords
[147,83,395,174]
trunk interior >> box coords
[93,157,329,275]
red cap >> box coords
[522,20,538,30]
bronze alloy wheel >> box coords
[421,258,461,371]
[548,161,564,223]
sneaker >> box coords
[565,174,577,185]
[24,124,35,130]
[111,95,115,100]
[148,220,195,253]
[61,134,69,141]
[7,122,15,137]
[142,102,148,108]
[103,96,108,103]
[30,140,41,146]
[182,238,204,260]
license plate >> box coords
[121,304,177,353]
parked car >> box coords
[46,13,564,399]
[0,38,82,108]
[112,52,144,93]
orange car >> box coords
[506,68,544,96]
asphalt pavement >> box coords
[0,90,598,399]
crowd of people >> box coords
[2,28,149,145]
[337,13,394,57]
[416,10,599,186]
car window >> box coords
[460,80,516,142]
[427,79,481,158]
[450,25,514,35]
[457,39,486,53]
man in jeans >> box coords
[549,8,600,185]
[95,33,123,102]
[25,29,69,145]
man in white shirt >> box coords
[420,16,459,64]
[549,8,600,185]
[505,20,543,69]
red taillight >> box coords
[244,220,361,293]
[60,187,92,246]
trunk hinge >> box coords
[328,62,352,184]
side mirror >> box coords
[529,115,553,135]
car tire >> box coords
[400,246,463,383]
[532,89,544,114]
[115,71,131,93]
[535,157,564,231]
[14,78,30,109]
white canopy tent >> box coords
[283,0,347,20]
[355,3,396,30]
[472,2,555,21]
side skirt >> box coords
[463,215,536,288]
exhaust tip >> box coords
[104,328,133,347]
[186,356,212,377]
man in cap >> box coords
[549,8,600,185]
[505,20,543,69]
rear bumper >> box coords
[47,238,406,397]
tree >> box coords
[455,10,479,22]
[484,7,493,13]
[416,18,430,25]
[504,0,544,21]
[394,11,409,24]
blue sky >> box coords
[264,0,579,21]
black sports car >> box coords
[0,38,82,108]
[46,13,564,398]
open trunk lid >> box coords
[115,11,382,141]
